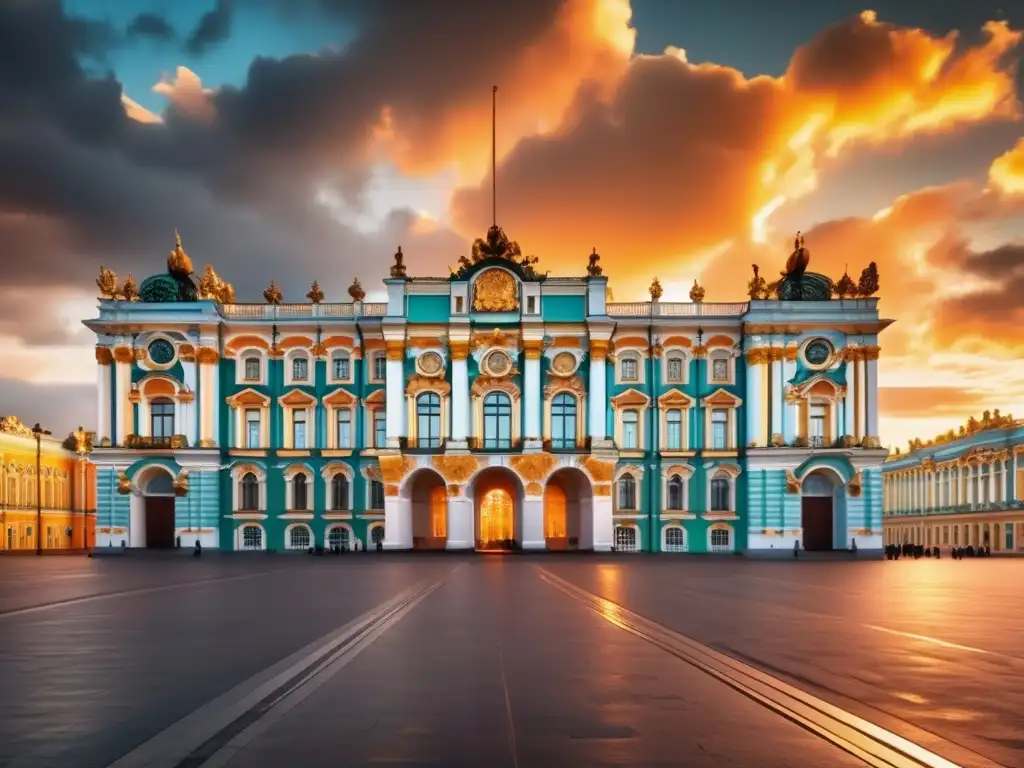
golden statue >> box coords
[121,273,139,302]
[586,248,602,276]
[306,280,324,304]
[116,471,131,495]
[649,277,663,301]
[472,268,519,312]
[97,266,118,299]
[783,231,810,277]
[197,264,236,304]
[173,469,190,497]
[263,280,283,305]
[390,246,407,278]
[689,279,705,303]
[168,230,194,276]
[348,277,366,301]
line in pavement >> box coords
[537,567,996,768]
[864,624,1024,664]
[106,566,460,768]
[0,570,290,620]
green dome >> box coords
[139,273,199,303]
[776,271,833,301]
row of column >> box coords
[885,456,1019,513]
[887,520,1022,551]
[382,330,611,450]
[95,340,220,448]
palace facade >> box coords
[84,229,890,554]
[882,412,1024,553]
[0,416,96,551]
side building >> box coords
[882,412,1024,553]
[84,229,891,554]
[0,416,96,551]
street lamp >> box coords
[31,423,51,556]
[73,426,91,556]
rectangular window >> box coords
[809,404,826,448]
[667,357,683,382]
[373,411,387,448]
[332,356,350,380]
[245,409,261,449]
[527,296,536,314]
[621,412,638,450]
[455,296,464,313]
[621,358,637,381]
[665,411,682,451]
[336,409,352,448]
[292,358,308,381]
[373,354,386,382]
[370,480,385,509]
[712,358,728,381]
[293,410,307,449]
[244,358,260,381]
[711,409,728,450]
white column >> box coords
[591,495,613,552]
[1012,454,1018,501]
[115,355,131,446]
[844,362,856,438]
[523,347,542,450]
[450,353,469,446]
[589,342,608,441]
[865,356,879,437]
[384,342,405,448]
[383,496,412,549]
[989,465,996,503]
[129,492,145,547]
[445,496,474,550]
[96,355,112,443]
[770,356,783,437]
[139,399,150,437]
[182,360,198,447]
[521,496,545,550]
[781,354,796,443]
[745,360,763,446]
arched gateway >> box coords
[130,466,177,548]
[800,469,846,551]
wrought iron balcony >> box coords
[121,434,188,449]
[218,302,387,320]
[468,437,523,452]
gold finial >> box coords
[97,266,118,299]
[348,277,366,301]
[390,246,407,278]
[168,230,194,276]
[263,280,283,305]
[783,230,810,277]
[121,272,139,302]
[306,280,324,304]
[689,279,705,303]
[586,247,603,277]
[649,277,663,301]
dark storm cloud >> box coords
[127,12,176,42]
[0,380,94,436]
[186,0,234,55]
[931,243,1024,344]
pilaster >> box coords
[521,496,545,550]
[865,347,879,438]
[591,495,613,552]
[383,334,406,448]
[112,344,133,445]
[770,353,783,438]
[197,345,219,447]
[445,494,474,549]
[383,495,412,549]
[95,346,112,443]
[588,337,610,445]
[523,338,543,451]
[449,337,470,449]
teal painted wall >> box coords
[541,295,586,322]
[408,295,450,323]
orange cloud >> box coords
[154,66,216,122]
[989,137,1024,194]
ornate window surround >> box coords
[470,376,521,446]
[614,350,645,385]
[704,464,741,517]
[704,336,739,387]
[661,463,695,515]
[325,522,355,546]
[406,378,451,447]
[278,389,318,450]
[328,349,354,385]
[662,347,690,385]
[707,522,735,552]
[284,348,312,387]
[235,522,267,550]
[542,377,587,448]
[321,463,354,512]
[235,347,268,386]
[614,463,645,512]
[284,522,313,550]
[662,523,689,552]
[793,376,844,442]
[226,388,271,449]
[657,388,694,453]
[362,389,387,450]
[611,388,650,455]
[134,374,190,438]
[282,463,315,513]
[229,463,267,512]
[323,388,358,450]
[701,388,742,452]
[367,350,387,384]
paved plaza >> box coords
[0,554,1021,768]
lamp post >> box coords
[73,426,90,555]
[31,423,51,556]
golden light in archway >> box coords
[479,488,514,543]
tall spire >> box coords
[492,85,498,227]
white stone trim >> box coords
[662,464,693,513]
[327,349,354,384]
[235,522,267,551]
[282,463,315,511]
[321,462,354,511]
[706,347,736,387]
[366,521,385,549]
[707,522,735,553]
[230,463,267,512]
[614,464,644,512]
[284,349,313,387]
[661,523,689,552]
[235,348,268,387]
[706,463,741,513]
[325,522,354,548]
[614,350,645,386]
[662,347,690,385]
[284,522,313,550]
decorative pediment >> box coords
[323,388,357,407]
[610,388,651,409]
[139,376,179,397]
[657,388,694,409]
[407,375,452,396]
[321,335,355,350]
[471,375,521,401]
[662,463,694,478]
[544,375,585,398]
[701,388,742,408]
[797,375,845,400]
[612,336,649,351]
[226,388,270,407]
[470,328,519,349]
[704,334,736,349]
[278,336,314,351]
[278,389,317,408]
[362,389,386,405]
[712,463,743,478]
[224,335,270,357]
[661,336,692,348]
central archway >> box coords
[408,469,447,550]
[801,469,843,551]
[133,465,177,549]
[544,467,594,550]
[470,467,522,551]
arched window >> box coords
[244,357,260,381]
[242,525,262,550]
[620,357,638,381]
[331,474,349,511]
[327,526,350,551]
[483,392,512,449]
[621,410,639,450]
[666,355,684,383]
[370,480,385,509]
[417,392,442,448]
[710,409,728,450]
[666,409,682,450]
[710,473,730,511]
[618,473,636,510]
[331,352,350,381]
[292,356,309,382]
[551,393,577,449]
[151,397,175,439]
[293,472,308,510]
[289,525,311,550]
[667,475,683,510]
[664,526,686,552]
[710,527,731,551]
[292,410,307,449]
[615,526,638,552]
[336,409,352,449]
[371,525,385,545]
[241,472,259,510]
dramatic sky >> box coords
[2,0,1023,449]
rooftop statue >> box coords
[776,232,834,301]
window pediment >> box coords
[363,389,386,405]
[279,336,314,351]
[658,388,693,408]
[278,389,317,408]
[663,463,694,478]
[661,335,692,348]
[225,335,270,357]
[227,388,270,407]
[471,375,521,401]
[798,375,845,400]
[611,388,651,408]
[613,336,649,351]
[407,375,452,396]
[544,375,585,398]
[701,388,742,408]
[705,334,736,350]
[323,388,357,407]
[140,375,179,397]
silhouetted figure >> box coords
[851,538,858,553]
[193,540,202,558]
[985,545,991,557]
[794,540,800,559]
[935,548,941,559]
[176,535,181,549]
[377,538,383,553]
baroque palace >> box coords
[85,228,890,554]
[882,412,1024,553]
[0,416,96,551]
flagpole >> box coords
[492,85,497,227]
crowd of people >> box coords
[885,542,992,560]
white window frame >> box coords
[285,523,313,550]
[329,350,353,384]
[285,350,312,386]
[230,463,267,512]
[614,465,644,512]
[369,352,387,384]
[707,349,735,386]
[235,348,268,386]
[616,352,644,385]
[236,523,267,551]
[708,524,734,552]
[663,349,688,385]
[705,466,740,514]
[662,524,688,552]
[325,523,354,550]
[321,463,354,512]
[614,525,639,553]
[283,464,315,511]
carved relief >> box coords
[526,482,543,496]
[117,471,131,495]
[431,455,480,484]
[472,268,519,312]
[579,456,615,483]
[112,346,134,364]
[471,328,518,349]
[482,349,513,377]
[785,470,801,494]
[510,453,557,483]
[379,455,417,484]
[447,484,462,497]
[470,376,521,401]
[197,347,219,364]
[363,465,383,482]
[95,346,114,365]
[173,469,189,497]
[847,470,863,498]
[385,484,400,497]
[592,484,612,496]
[543,375,585,398]
[550,351,577,376]
[0,415,33,438]
[416,351,444,377]
[407,375,452,396]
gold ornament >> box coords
[348,278,365,301]
[121,273,139,302]
[586,248,602,276]
[263,280,283,305]
[306,281,324,303]
[168,230,194,276]
[689,279,705,303]
[97,266,118,299]
[431,455,480,484]
[550,351,577,376]
[649,277,663,301]
[379,454,417,484]
[785,470,801,494]
[847,470,862,498]
[578,456,615,483]
[117,471,132,495]
[472,268,519,312]
[390,246,407,278]
[0,415,33,438]
[173,469,189,496]
[510,453,557,483]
